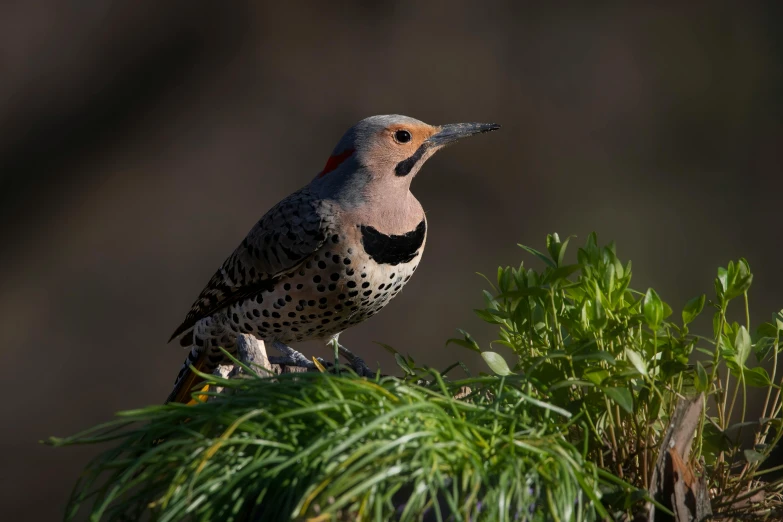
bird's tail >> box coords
[165,346,211,404]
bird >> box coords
[166,114,500,403]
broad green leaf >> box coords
[682,294,706,326]
[545,233,575,267]
[394,353,415,375]
[584,368,609,386]
[604,387,633,413]
[584,232,599,262]
[580,299,590,330]
[757,322,778,339]
[703,422,732,456]
[603,263,616,296]
[716,267,728,295]
[725,421,761,438]
[481,351,513,376]
[572,352,616,365]
[548,379,595,391]
[497,287,548,300]
[482,290,497,309]
[660,359,689,379]
[643,288,663,329]
[527,268,539,286]
[625,348,648,376]
[754,336,776,363]
[743,367,771,387]
[616,368,644,379]
[648,395,662,421]
[445,329,481,353]
[544,264,581,285]
[725,358,769,388]
[735,326,751,367]
[546,233,561,266]
[695,361,709,392]
[557,235,573,266]
[713,311,722,338]
[663,302,673,320]
[591,283,607,330]
[725,321,739,339]
[496,266,513,294]
[473,308,509,324]
[614,256,625,279]
[727,258,753,299]
[518,244,556,268]
[493,339,517,351]
[528,362,563,387]
[744,449,766,464]
[722,350,738,367]
[577,247,589,267]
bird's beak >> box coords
[426,122,501,147]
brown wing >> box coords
[169,189,330,341]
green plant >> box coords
[455,233,783,517]
[49,368,627,521]
[51,233,783,520]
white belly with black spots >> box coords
[193,219,426,347]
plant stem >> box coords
[696,312,725,461]
[642,403,649,490]
[615,403,627,468]
[549,290,564,348]
[759,331,780,445]
[582,408,605,468]
[604,395,621,476]
[726,371,741,428]
[722,369,730,428]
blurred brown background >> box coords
[2,2,782,520]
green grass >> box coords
[50,369,626,521]
[50,232,783,520]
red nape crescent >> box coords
[317,148,355,178]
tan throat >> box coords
[346,190,424,236]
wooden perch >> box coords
[211,334,312,383]
[645,394,712,522]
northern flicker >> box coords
[167,115,500,403]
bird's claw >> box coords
[338,343,373,377]
[271,341,318,368]
[269,340,372,376]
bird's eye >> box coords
[394,130,412,144]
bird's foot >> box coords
[267,355,330,369]
[337,343,373,377]
[268,340,371,376]
[270,341,322,369]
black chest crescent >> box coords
[360,220,426,266]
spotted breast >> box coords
[196,211,427,350]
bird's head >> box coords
[312,115,499,203]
